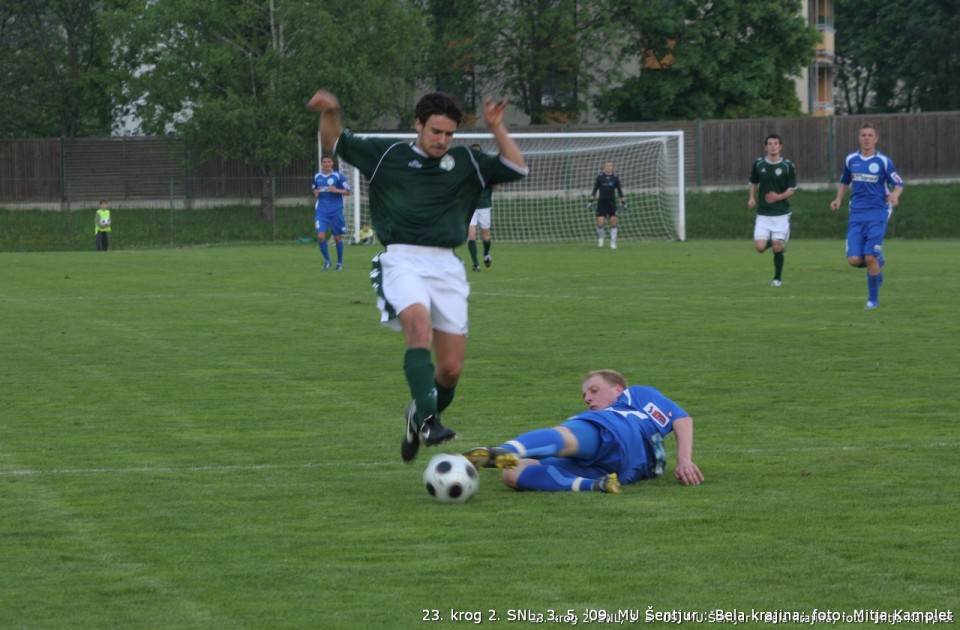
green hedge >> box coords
[685,182,960,240]
[2,182,958,252]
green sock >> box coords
[403,348,436,426]
[436,381,456,415]
[467,240,479,266]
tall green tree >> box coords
[835,0,960,114]
[415,0,481,117]
[417,0,623,125]
[121,0,427,219]
[595,0,819,121]
[0,0,127,137]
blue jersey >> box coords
[313,170,351,217]
[567,385,688,484]
[839,151,904,223]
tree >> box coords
[0,0,127,138]
[594,0,820,121]
[835,0,960,114]
[121,0,427,219]
[417,0,624,125]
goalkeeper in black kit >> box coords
[590,160,626,249]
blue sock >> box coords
[335,240,344,263]
[515,465,593,492]
[868,272,882,303]
[319,241,330,262]
[502,428,565,458]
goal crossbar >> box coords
[322,131,685,243]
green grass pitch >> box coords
[2,240,958,628]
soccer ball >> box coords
[423,453,479,503]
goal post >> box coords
[330,131,685,243]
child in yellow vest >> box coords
[95,200,111,251]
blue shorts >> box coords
[539,417,651,484]
[846,218,887,259]
[316,211,346,237]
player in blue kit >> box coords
[308,89,528,462]
[830,123,904,309]
[312,155,351,271]
[463,369,704,493]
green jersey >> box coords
[335,130,526,247]
[476,183,494,210]
[749,157,797,216]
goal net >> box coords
[331,131,685,243]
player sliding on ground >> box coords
[463,369,704,493]
[307,89,528,462]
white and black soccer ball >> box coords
[423,453,479,504]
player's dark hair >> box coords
[765,134,782,145]
[415,92,463,127]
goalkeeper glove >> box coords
[587,201,595,211]
[620,200,628,211]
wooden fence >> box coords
[1,111,958,206]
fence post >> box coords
[169,178,176,248]
[827,116,836,183]
[695,119,703,187]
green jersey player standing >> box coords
[748,134,797,287]
[308,90,528,462]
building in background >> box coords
[797,0,835,116]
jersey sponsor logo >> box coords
[643,402,670,427]
[852,173,880,183]
[440,155,455,171]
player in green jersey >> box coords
[748,134,797,287]
[467,143,497,272]
[308,90,528,462]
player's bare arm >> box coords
[307,90,342,153]
[766,188,795,204]
[830,184,848,211]
[672,416,704,486]
[887,187,902,207]
[484,99,526,170]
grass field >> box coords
[2,240,958,628]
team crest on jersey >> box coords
[643,402,671,427]
[775,167,783,176]
[869,162,880,173]
[440,155,455,171]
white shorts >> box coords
[754,214,791,242]
[469,208,492,230]
[371,245,470,335]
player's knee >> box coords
[435,360,463,385]
[501,468,521,488]
[847,256,862,267]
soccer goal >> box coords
[331,131,685,243]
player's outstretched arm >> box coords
[307,90,342,153]
[484,99,526,170]
[672,416,704,486]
